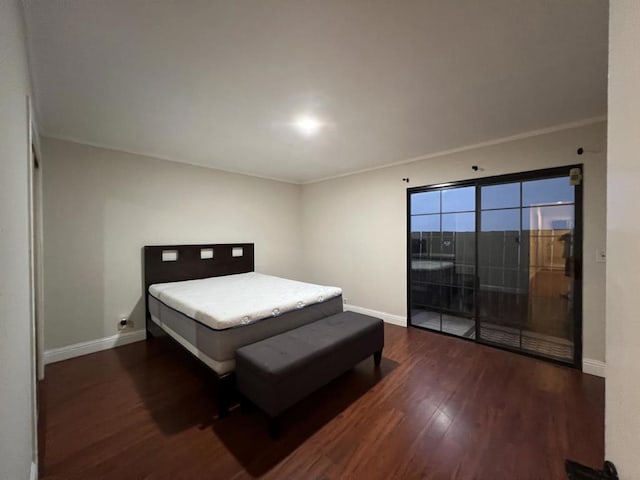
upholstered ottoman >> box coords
[235,311,384,436]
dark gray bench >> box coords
[235,311,384,436]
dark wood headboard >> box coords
[143,243,255,332]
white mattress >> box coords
[149,272,342,330]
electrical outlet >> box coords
[118,317,132,330]
[343,297,348,304]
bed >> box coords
[143,243,343,415]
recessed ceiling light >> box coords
[293,114,323,136]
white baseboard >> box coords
[30,461,37,480]
[44,329,146,365]
[582,358,606,378]
[344,304,407,327]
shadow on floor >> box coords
[113,334,222,434]
[114,333,397,477]
[212,356,398,477]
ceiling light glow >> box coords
[293,114,323,136]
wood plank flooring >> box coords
[39,324,604,479]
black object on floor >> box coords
[565,460,619,480]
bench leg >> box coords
[267,415,280,439]
[374,349,383,367]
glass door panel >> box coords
[477,202,527,345]
[409,185,476,338]
[477,175,577,362]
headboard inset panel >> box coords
[143,243,255,324]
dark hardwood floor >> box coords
[39,324,603,479]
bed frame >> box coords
[143,243,255,416]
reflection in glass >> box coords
[522,177,574,207]
[522,205,574,231]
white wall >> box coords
[42,121,608,367]
[0,1,37,479]
[606,1,640,477]
[42,138,302,350]
[301,122,607,363]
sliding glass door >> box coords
[408,166,582,366]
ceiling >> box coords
[23,0,608,183]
